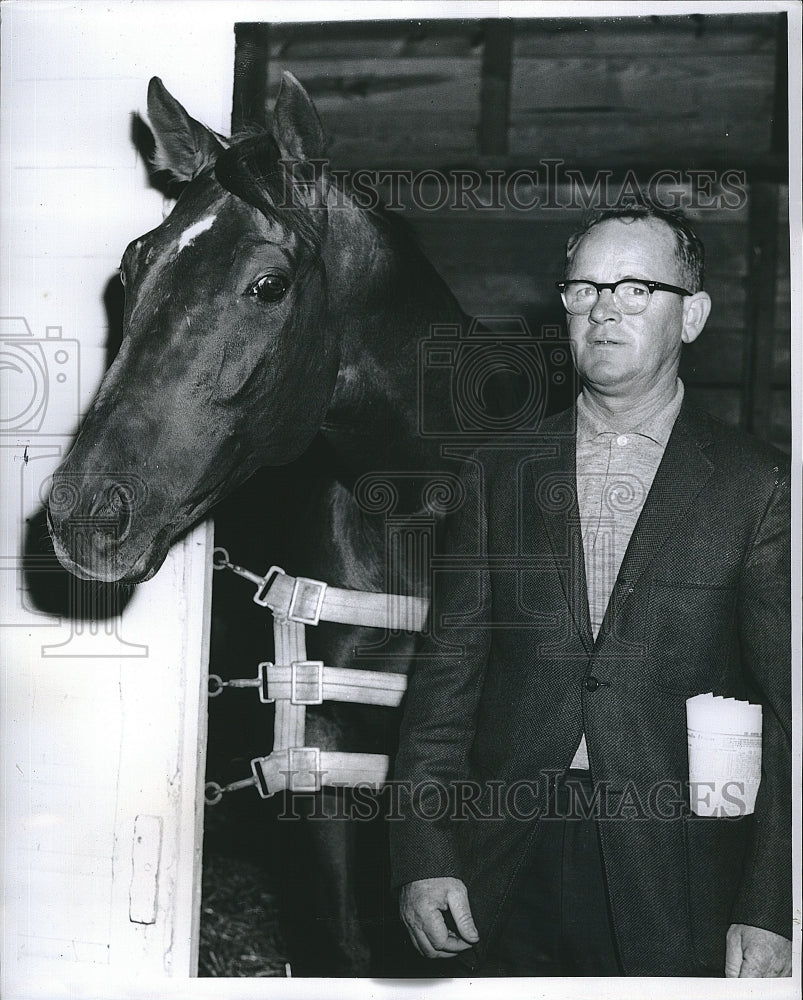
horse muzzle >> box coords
[46,472,168,583]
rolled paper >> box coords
[686,692,762,817]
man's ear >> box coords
[147,77,227,183]
[681,291,712,345]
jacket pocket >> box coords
[645,581,734,694]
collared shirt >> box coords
[569,379,685,770]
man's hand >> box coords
[725,924,792,977]
[399,877,480,959]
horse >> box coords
[46,74,541,975]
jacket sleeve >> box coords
[389,457,491,889]
[730,470,792,939]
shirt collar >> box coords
[576,379,684,446]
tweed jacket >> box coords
[389,400,791,976]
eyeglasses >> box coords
[555,278,693,315]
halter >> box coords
[204,549,427,805]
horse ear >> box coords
[146,77,226,182]
[271,71,326,161]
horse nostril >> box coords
[88,482,135,546]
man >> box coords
[389,205,792,977]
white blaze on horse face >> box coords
[177,214,217,253]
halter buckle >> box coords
[287,747,322,792]
[290,660,324,705]
[253,566,285,607]
[287,576,327,625]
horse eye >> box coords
[248,272,290,303]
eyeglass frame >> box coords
[555,277,693,315]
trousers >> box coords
[483,771,623,976]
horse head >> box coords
[48,75,352,583]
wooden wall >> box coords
[234,14,791,451]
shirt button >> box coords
[616,434,628,446]
[584,676,602,692]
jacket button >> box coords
[584,676,601,692]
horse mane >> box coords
[215,132,433,269]
[214,133,326,255]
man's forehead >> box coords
[574,217,676,257]
[569,217,679,276]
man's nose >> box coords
[588,289,621,323]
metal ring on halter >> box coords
[205,781,224,806]
[208,674,225,697]
[212,547,230,570]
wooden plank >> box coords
[771,183,791,399]
[742,182,780,433]
[482,154,786,183]
[771,12,788,156]
[266,56,482,109]
[186,519,216,975]
[265,54,482,167]
[509,119,773,164]
[264,14,777,60]
[479,19,513,156]
[410,218,749,278]
[773,329,791,381]
[322,122,478,168]
[680,327,745,384]
[511,54,775,115]
[378,179,750,226]
[129,815,163,925]
[403,196,749,229]
[513,14,779,56]
[771,209,791,382]
[267,19,484,59]
[684,386,743,428]
[770,389,792,452]
[257,46,782,176]
[232,23,272,131]
[777,183,790,221]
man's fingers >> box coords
[739,951,792,978]
[725,923,793,978]
[446,885,480,943]
[724,925,742,978]
[436,931,476,954]
[415,901,474,955]
[418,904,455,951]
[407,912,471,958]
[409,924,462,959]
[400,877,480,959]
[740,955,772,978]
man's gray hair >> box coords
[564,203,706,292]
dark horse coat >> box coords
[390,400,791,976]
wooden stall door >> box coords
[1,4,235,995]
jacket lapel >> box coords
[527,409,594,655]
[596,402,715,645]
